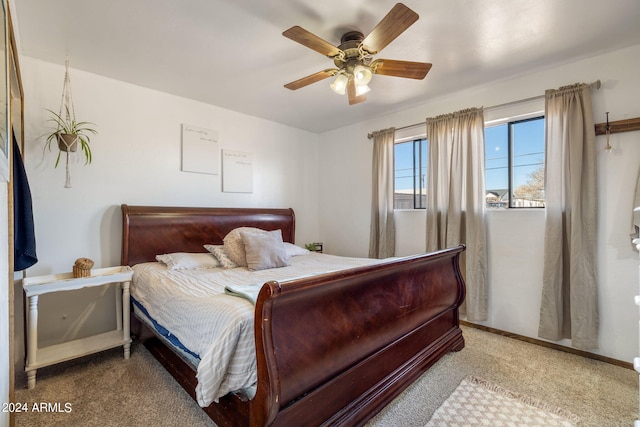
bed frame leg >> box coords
[451,332,465,352]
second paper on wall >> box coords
[222,149,253,193]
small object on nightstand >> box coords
[73,257,94,278]
[305,242,323,253]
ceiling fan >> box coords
[282,3,432,105]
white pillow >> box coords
[204,245,239,269]
[155,252,220,270]
[241,229,288,271]
[283,242,310,257]
[223,227,267,266]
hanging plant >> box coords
[43,58,98,188]
[44,106,96,167]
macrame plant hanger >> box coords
[58,57,76,188]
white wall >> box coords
[18,57,321,351]
[318,44,640,362]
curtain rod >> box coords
[367,79,601,139]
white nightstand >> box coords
[22,266,134,389]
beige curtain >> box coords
[631,169,640,241]
[369,128,396,258]
[426,108,488,321]
[539,83,598,350]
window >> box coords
[485,116,545,208]
[392,116,544,210]
[394,138,427,209]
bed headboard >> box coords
[121,204,296,266]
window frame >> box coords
[393,136,428,210]
[485,115,545,209]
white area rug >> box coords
[426,376,579,427]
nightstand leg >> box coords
[122,280,131,359]
[26,295,39,389]
[115,283,122,331]
[26,369,36,390]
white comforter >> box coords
[131,252,384,407]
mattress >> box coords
[131,251,384,407]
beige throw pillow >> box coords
[241,229,288,271]
[223,227,266,266]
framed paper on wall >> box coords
[181,124,219,175]
[222,149,253,193]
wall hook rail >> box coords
[595,115,640,136]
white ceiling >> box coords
[11,0,640,133]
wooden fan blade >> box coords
[284,69,338,90]
[361,3,419,54]
[371,59,432,79]
[347,78,366,105]
[283,26,343,58]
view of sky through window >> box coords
[486,119,545,193]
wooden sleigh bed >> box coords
[121,204,466,426]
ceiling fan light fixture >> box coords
[330,73,348,95]
[353,64,373,86]
[283,4,429,105]
[355,83,371,97]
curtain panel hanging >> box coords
[426,108,488,321]
[538,83,599,350]
[369,127,396,258]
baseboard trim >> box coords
[460,320,633,370]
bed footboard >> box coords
[252,245,466,426]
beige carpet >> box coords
[14,326,638,426]
[14,343,214,427]
[368,326,637,427]
[425,376,579,426]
